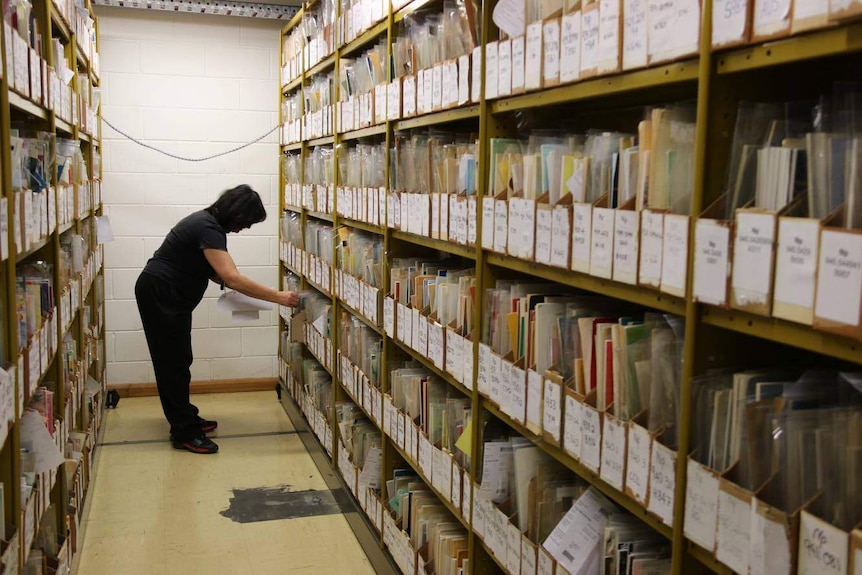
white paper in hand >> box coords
[20,410,64,474]
[217,291,273,322]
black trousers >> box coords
[135,272,201,441]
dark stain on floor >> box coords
[221,485,348,523]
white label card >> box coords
[498,40,512,97]
[580,7,600,73]
[816,229,862,326]
[525,21,543,90]
[684,460,720,552]
[661,214,689,293]
[485,41,499,100]
[572,203,592,272]
[732,211,776,298]
[599,415,626,490]
[551,205,572,268]
[648,440,676,527]
[560,11,582,83]
[693,219,731,305]
[543,19,561,84]
[613,209,639,283]
[639,210,664,286]
[713,0,749,46]
[774,218,819,309]
[580,406,601,472]
[716,489,751,574]
[543,379,562,443]
[590,207,615,278]
[511,36,526,92]
[623,0,648,68]
[536,207,554,264]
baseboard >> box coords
[108,378,278,398]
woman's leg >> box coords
[134,273,200,441]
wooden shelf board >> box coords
[390,441,470,530]
[338,298,384,336]
[17,236,53,261]
[485,253,686,315]
[9,92,50,121]
[306,277,333,299]
[51,10,72,42]
[394,0,437,22]
[390,337,473,398]
[482,399,673,540]
[306,53,337,79]
[56,117,75,136]
[700,304,862,364]
[338,217,385,235]
[307,210,335,223]
[393,104,480,131]
[282,75,304,95]
[339,124,387,142]
[490,60,699,114]
[390,230,477,260]
[340,21,388,58]
[308,135,335,147]
[282,141,304,152]
[717,23,862,74]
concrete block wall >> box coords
[96,6,283,386]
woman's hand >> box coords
[275,291,301,308]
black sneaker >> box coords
[172,436,219,454]
[198,419,218,433]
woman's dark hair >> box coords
[206,185,267,232]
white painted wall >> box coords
[96,6,282,385]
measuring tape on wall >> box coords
[92,0,299,19]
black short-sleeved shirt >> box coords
[142,210,227,309]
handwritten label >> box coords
[600,415,626,490]
[478,344,492,396]
[713,0,749,46]
[754,0,791,34]
[485,41,499,100]
[403,75,416,117]
[509,198,536,259]
[732,211,775,301]
[482,197,496,249]
[648,440,676,527]
[816,229,862,325]
[639,210,663,286]
[580,6,600,73]
[544,379,562,443]
[543,19,561,84]
[538,549,555,575]
[522,538,538,575]
[428,323,444,368]
[551,205,572,268]
[598,0,621,72]
[494,200,509,253]
[572,203,592,272]
[560,11,582,83]
[590,207,615,278]
[511,36,526,93]
[623,0,648,68]
[511,364,527,424]
[526,369,543,434]
[432,64,443,110]
[799,510,849,574]
[716,488,752,574]
[458,54,470,104]
[563,394,583,458]
[536,207,554,264]
[684,460,720,552]
[525,21,543,90]
[580,406,601,472]
[498,40,512,97]
[750,504,792,575]
[613,209,639,284]
[774,218,819,311]
[693,219,730,305]
[507,523,522,574]
[661,214,689,294]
